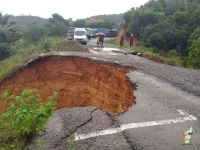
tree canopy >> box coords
[123,0,200,56]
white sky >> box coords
[0,0,149,20]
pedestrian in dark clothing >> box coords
[88,34,91,41]
[130,34,134,49]
[120,35,124,47]
[99,35,104,47]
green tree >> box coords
[187,37,200,69]
[49,13,69,26]
[0,13,22,44]
[23,23,49,43]
[142,23,179,52]
[122,0,200,58]
[46,13,68,36]
[188,26,200,47]
[74,19,86,27]
[0,13,10,26]
[126,7,164,38]
[0,43,12,60]
[0,13,13,60]
[46,22,67,36]
[123,9,133,28]
[164,11,190,53]
[0,13,10,41]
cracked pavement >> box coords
[26,38,200,150]
[26,107,132,150]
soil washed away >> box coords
[0,56,135,113]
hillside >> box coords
[85,14,123,28]
[7,15,48,29]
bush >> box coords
[47,22,67,36]
[143,24,180,52]
[0,43,12,60]
[23,24,49,43]
[188,26,200,47]
[167,49,177,57]
[0,89,57,149]
[187,37,200,69]
[5,30,22,44]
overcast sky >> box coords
[0,0,149,20]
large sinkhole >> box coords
[0,56,135,113]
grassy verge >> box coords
[104,39,184,67]
[50,40,89,52]
[0,37,89,81]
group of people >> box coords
[94,33,134,48]
[120,34,134,49]
[96,35,104,47]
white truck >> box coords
[74,28,87,45]
[86,28,93,37]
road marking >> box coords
[74,109,197,141]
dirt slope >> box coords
[0,56,135,113]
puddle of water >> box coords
[90,50,119,56]
[93,47,120,52]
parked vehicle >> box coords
[92,28,99,38]
[67,27,76,40]
[86,28,93,38]
[98,28,106,36]
[92,28,106,37]
[110,29,118,37]
[74,28,87,45]
[106,29,111,37]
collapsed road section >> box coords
[0,56,135,113]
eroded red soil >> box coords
[0,56,135,113]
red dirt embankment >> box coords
[0,56,135,113]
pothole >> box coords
[0,56,135,113]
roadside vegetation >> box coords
[0,89,57,149]
[0,13,89,81]
[0,10,91,150]
[0,0,200,148]
[121,0,200,69]
[0,37,88,81]
[104,39,183,67]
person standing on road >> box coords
[96,35,100,46]
[120,35,124,47]
[99,35,104,47]
[129,34,134,49]
[88,34,91,41]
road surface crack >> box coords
[53,108,98,148]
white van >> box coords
[74,28,87,45]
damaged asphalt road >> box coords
[26,39,200,150]
[26,107,132,150]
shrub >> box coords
[187,37,200,69]
[0,89,57,149]
[23,24,49,43]
[167,49,177,57]
[0,43,12,60]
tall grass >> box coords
[104,39,184,67]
